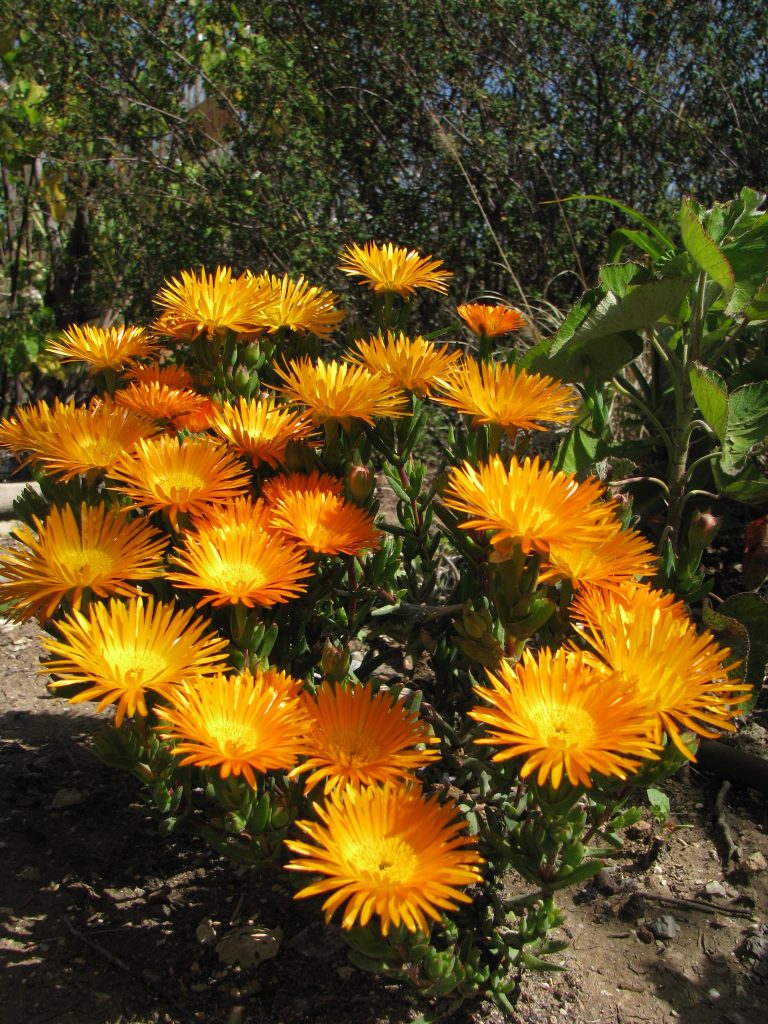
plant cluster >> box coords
[0,225,759,1021]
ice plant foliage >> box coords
[2,231,755,1017]
[285,784,484,934]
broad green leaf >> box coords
[557,277,691,346]
[646,787,670,824]
[715,463,768,504]
[723,232,768,316]
[689,362,728,440]
[708,593,768,713]
[680,197,735,298]
[722,381,768,471]
[553,427,608,475]
[599,262,651,297]
[526,331,643,384]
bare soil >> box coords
[1,534,767,1024]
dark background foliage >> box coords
[1,0,766,364]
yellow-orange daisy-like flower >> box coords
[571,586,751,759]
[0,399,58,462]
[261,470,344,505]
[285,783,484,935]
[0,503,166,621]
[470,648,660,789]
[47,323,157,373]
[193,496,276,535]
[442,456,616,559]
[339,242,452,297]
[108,435,251,528]
[433,358,577,437]
[346,332,461,398]
[457,303,526,338]
[168,523,312,608]
[269,489,380,556]
[152,266,266,341]
[209,396,315,468]
[290,683,439,793]
[539,528,656,592]
[156,670,311,787]
[250,272,345,337]
[11,401,158,482]
[43,597,229,726]
[115,381,210,424]
[273,356,408,428]
[128,363,195,390]
[173,396,217,433]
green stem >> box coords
[611,376,675,460]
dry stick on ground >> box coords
[635,891,755,920]
[62,916,198,1024]
[713,780,740,866]
[697,739,768,794]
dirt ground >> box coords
[1,535,767,1024]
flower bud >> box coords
[687,510,720,551]
[347,465,375,504]
[321,639,351,682]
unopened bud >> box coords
[233,365,251,392]
[347,465,375,504]
[321,639,351,682]
[687,510,720,551]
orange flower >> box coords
[261,470,344,505]
[273,356,408,428]
[128,363,195,390]
[539,528,656,591]
[290,683,439,793]
[442,456,616,558]
[433,358,577,436]
[152,266,266,341]
[157,670,311,787]
[347,332,461,397]
[0,503,166,621]
[249,272,345,337]
[48,324,157,373]
[107,435,251,528]
[209,396,315,468]
[457,303,526,338]
[168,522,312,608]
[285,783,483,935]
[470,648,659,789]
[115,381,209,424]
[339,242,452,297]
[269,488,379,556]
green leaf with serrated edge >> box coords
[701,602,751,705]
[722,381,768,470]
[680,197,735,297]
[724,237,768,316]
[714,461,768,505]
[711,593,768,713]
[599,262,652,297]
[689,362,728,440]
[563,277,692,344]
[527,331,642,384]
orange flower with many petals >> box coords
[457,303,526,338]
[470,648,659,789]
[168,523,312,608]
[249,272,345,337]
[157,670,311,787]
[269,488,379,556]
[290,683,439,793]
[48,324,157,373]
[115,381,209,424]
[44,597,228,726]
[286,783,483,935]
[339,242,452,297]
[347,332,461,398]
[274,356,408,428]
[539,528,656,591]
[108,435,251,528]
[152,267,266,341]
[434,358,577,438]
[209,396,315,468]
[0,503,166,621]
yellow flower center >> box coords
[330,729,381,767]
[207,717,260,758]
[113,649,171,688]
[214,560,266,592]
[532,701,596,750]
[60,544,116,583]
[77,437,124,465]
[159,470,206,500]
[352,836,417,884]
